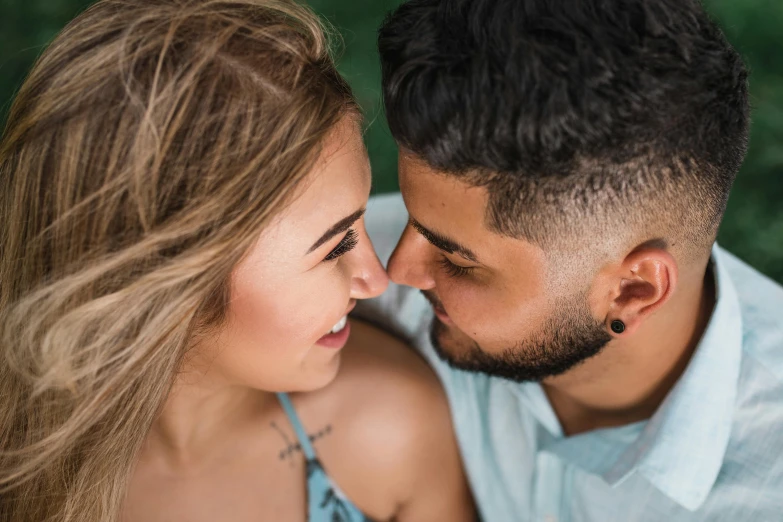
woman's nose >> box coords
[349,232,390,299]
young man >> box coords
[357,0,783,520]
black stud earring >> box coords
[610,320,626,334]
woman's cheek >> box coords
[219,263,350,382]
[261,269,350,345]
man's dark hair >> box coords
[379,0,749,252]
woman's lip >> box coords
[316,320,352,349]
[315,301,356,350]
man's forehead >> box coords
[397,154,545,267]
[397,155,494,256]
[398,156,488,215]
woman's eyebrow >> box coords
[307,208,366,254]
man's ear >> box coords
[593,245,678,337]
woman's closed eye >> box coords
[324,229,359,262]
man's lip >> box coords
[421,291,453,325]
[432,304,453,325]
[345,300,356,316]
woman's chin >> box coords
[286,352,343,393]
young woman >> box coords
[0,1,474,521]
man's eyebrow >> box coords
[308,208,366,254]
[409,217,479,263]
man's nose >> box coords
[387,224,436,290]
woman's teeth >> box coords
[329,315,348,334]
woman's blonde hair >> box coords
[0,1,356,520]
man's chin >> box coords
[429,319,542,382]
[427,313,613,383]
[429,317,481,365]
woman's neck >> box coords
[147,374,276,468]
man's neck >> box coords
[543,261,716,436]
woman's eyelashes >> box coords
[324,229,359,261]
[438,255,475,279]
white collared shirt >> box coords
[357,193,783,522]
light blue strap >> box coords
[276,392,317,460]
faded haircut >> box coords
[379,0,749,253]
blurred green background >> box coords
[1,0,781,282]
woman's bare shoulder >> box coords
[342,318,437,387]
[295,319,474,520]
[325,318,448,442]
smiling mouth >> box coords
[316,314,352,349]
[316,301,356,349]
[328,315,348,334]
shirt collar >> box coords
[516,245,744,510]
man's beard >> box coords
[424,291,612,383]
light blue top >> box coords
[358,193,783,522]
[276,393,369,522]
